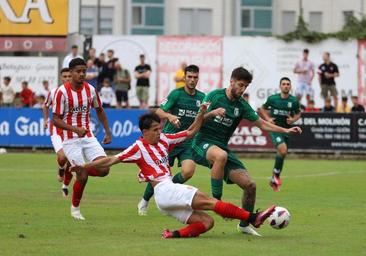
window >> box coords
[309,12,322,32]
[241,9,251,28]
[282,11,296,34]
[80,6,114,35]
[132,6,142,26]
[343,11,354,25]
[179,8,212,35]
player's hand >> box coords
[43,120,48,130]
[168,115,181,128]
[102,132,112,144]
[75,127,87,138]
[286,126,302,134]
[211,107,226,117]
[199,102,211,114]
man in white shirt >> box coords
[293,49,315,105]
[37,80,50,99]
[0,76,15,107]
[62,45,83,68]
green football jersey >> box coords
[262,93,300,128]
[194,89,259,148]
[160,87,205,134]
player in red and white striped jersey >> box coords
[71,109,276,238]
[43,68,74,197]
[53,58,112,220]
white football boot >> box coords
[237,224,262,237]
[71,205,85,220]
[137,198,149,216]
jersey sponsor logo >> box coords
[70,105,88,113]
[155,155,169,166]
[214,116,233,127]
[178,109,186,116]
[273,109,291,116]
[234,107,239,117]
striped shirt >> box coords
[45,87,63,138]
[116,131,188,182]
[53,82,102,140]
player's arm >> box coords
[53,113,87,137]
[259,98,275,124]
[95,107,112,144]
[42,92,52,129]
[254,118,302,135]
[158,90,181,127]
[186,102,210,138]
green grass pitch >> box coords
[0,153,365,256]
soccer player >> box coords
[70,109,276,238]
[137,64,224,215]
[259,77,301,192]
[43,68,73,197]
[191,67,302,236]
[52,58,112,220]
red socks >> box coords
[63,169,73,186]
[72,180,86,207]
[214,201,250,221]
[178,222,207,238]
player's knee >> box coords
[99,168,110,177]
[278,148,287,157]
[214,151,228,163]
[183,168,195,180]
[202,216,215,231]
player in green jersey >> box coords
[192,67,302,236]
[259,77,301,192]
[137,65,225,215]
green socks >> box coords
[273,154,285,176]
[211,178,223,200]
[172,172,185,184]
[239,204,254,227]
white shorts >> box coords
[295,82,314,98]
[154,179,198,224]
[51,134,63,154]
[62,137,106,166]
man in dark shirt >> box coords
[351,96,365,112]
[134,54,151,109]
[318,52,339,109]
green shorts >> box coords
[136,86,149,102]
[192,141,245,184]
[169,142,194,167]
[269,132,290,147]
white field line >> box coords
[253,170,366,180]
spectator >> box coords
[318,52,339,109]
[0,76,15,107]
[62,45,83,68]
[87,47,101,67]
[305,100,320,112]
[174,62,187,88]
[37,80,50,99]
[134,54,151,109]
[106,49,114,62]
[293,48,315,105]
[86,59,99,88]
[351,96,365,112]
[99,78,116,108]
[114,62,131,108]
[337,96,351,113]
[322,97,335,112]
[13,93,22,108]
[33,95,46,108]
[20,81,34,107]
[97,53,116,91]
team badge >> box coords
[178,109,186,116]
[196,100,201,107]
[234,108,239,117]
[288,102,292,108]
[203,143,209,149]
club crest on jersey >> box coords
[178,109,186,116]
[234,107,239,117]
[288,102,292,108]
[196,100,201,107]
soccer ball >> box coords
[268,206,291,229]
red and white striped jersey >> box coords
[115,131,188,182]
[45,87,63,137]
[52,82,102,140]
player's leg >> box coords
[51,134,67,182]
[206,145,227,200]
[62,160,73,197]
[270,142,288,191]
[228,169,261,236]
[83,137,110,177]
[63,140,87,220]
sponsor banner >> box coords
[0,57,58,94]
[223,37,357,109]
[0,37,67,52]
[0,0,68,36]
[291,113,366,151]
[358,40,366,107]
[228,120,274,151]
[0,108,146,149]
[92,35,157,107]
[157,36,223,104]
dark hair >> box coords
[42,80,49,84]
[341,96,348,102]
[231,67,252,83]
[107,49,114,54]
[3,76,11,82]
[324,52,330,57]
[139,112,161,131]
[243,93,249,98]
[309,100,315,104]
[139,54,145,58]
[351,95,358,100]
[303,48,309,54]
[279,77,291,84]
[69,58,86,69]
[184,64,199,75]
[71,45,78,49]
[60,67,70,74]
[22,81,28,86]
